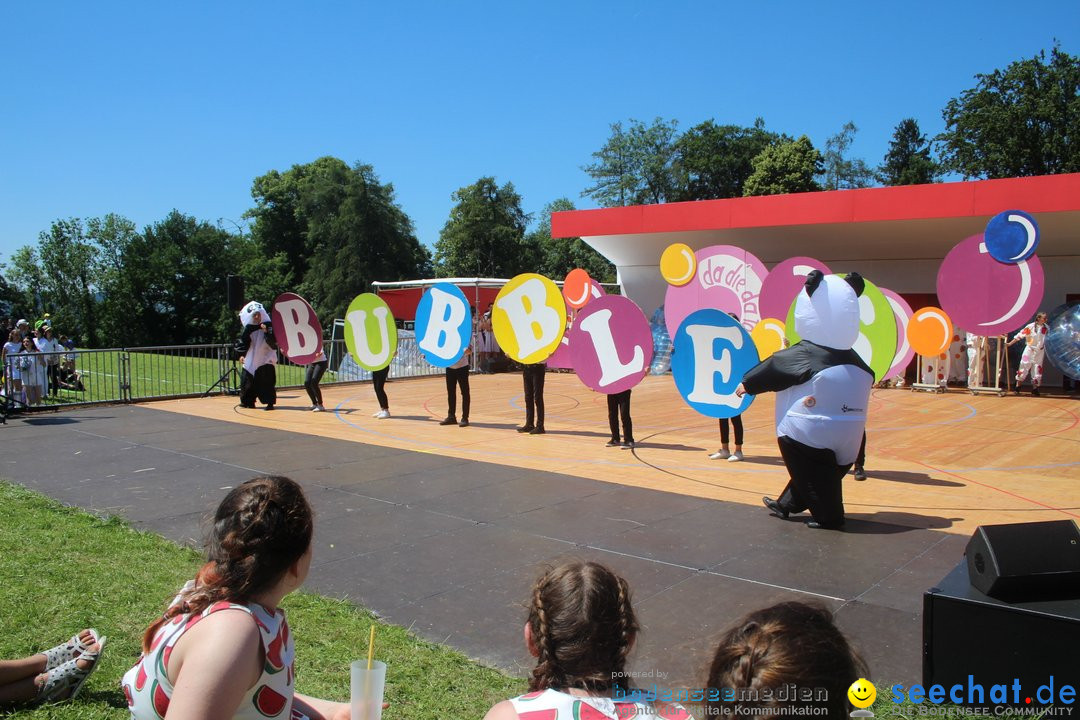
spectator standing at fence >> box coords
[39,326,63,396]
[17,335,46,406]
[3,329,23,402]
[15,319,31,340]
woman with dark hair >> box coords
[705,601,868,719]
[123,476,357,720]
[483,560,690,720]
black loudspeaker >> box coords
[226,275,245,312]
[966,520,1080,599]
[924,563,1080,701]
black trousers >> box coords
[240,364,277,407]
[522,363,546,428]
[775,435,848,528]
[372,366,390,409]
[48,363,60,395]
[719,415,744,445]
[856,431,866,468]
[607,389,633,443]
[304,360,327,405]
[445,365,470,420]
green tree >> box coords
[0,263,21,319]
[435,177,532,278]
[90,213,141,345]
[582,118,680,206]
[820,121,875,190]
[879,118,939,186]
[743,136,824,196]
[299,162,431,321]
[937,45,1080,178]
[528,198,615,283]
[248,157,431,322]
[672,118,786,200]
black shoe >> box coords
[806,519,845,530]
[517,425,534,433]
[1032,387,1041,397]
[439,417,457,426]
[620,441,634,449]
[264,404,274,411]
[605,439,620,447]
[240,403,256,409]
[853,466,867,481]
[459,419,469,427]
[762,496,789,519]
[530,427,545,435]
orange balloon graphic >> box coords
[907,307,954,357]
[563,268,593,310]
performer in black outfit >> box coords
[372,365,391,418]
[303,346,328,412]
[518,362,546,434]
[440,347,471,427]
[605,389,634,449]
[738,272,873,530]
[235,301,278,410]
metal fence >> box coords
[2,336,442,415]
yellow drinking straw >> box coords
[367,625,376,670]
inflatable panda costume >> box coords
[235,301,278,410]
[739,271,873,530]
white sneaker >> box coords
[372,410,381,417]
[709,450,731,460]
[727,450,744,462]
[375,409,390,419]
[312,405,325,412]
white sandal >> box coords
[40,629,100,671]
[37,635,106,704]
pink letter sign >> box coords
[272,292,323,366]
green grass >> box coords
[0,481,525,719]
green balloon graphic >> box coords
[784,275,896,381]
[344,293,398,371]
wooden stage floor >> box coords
[149,372,1080,535]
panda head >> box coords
[240,301,267,327]
[794,271,864,350]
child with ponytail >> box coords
[483,560,690,720]
[122,476,354,720]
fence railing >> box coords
[2,337,443,414]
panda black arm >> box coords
[262,322,278,350]
[741,345,814,395]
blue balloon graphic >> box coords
[1047,302,1080,381]
[413,283,472,368]
[671,308,759,418]
[984,210,1039,264]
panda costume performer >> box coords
[235,300,278,410]
[737,271,873,530]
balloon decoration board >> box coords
[492,273,567,364]
[660,243,697,286]
[671,308,758,418]
[937,234,1044,337]
[663,244,768,338]
[879,288,915,381]
[908,307,954,357]
[562,269,593,310]
[850,278,896,382]
[759,257,831,324]
[567,294,653,394]
[343,293,398,371]
[984,210,1039,264]
[272,292,324,366]
[414,283,472,368]
[1046,302,1080,381]
[750,318,787,361]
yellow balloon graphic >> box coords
[660,243,697,286]
[750,318,787,360]
[492,273,567,364]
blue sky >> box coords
[2,1,1077,267]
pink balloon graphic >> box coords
[568,295,653,394]
[937,234,1044,337]
[879,288,915,381]
[664,245,768,337]
[271,292,324,366]
[759,257,831,324]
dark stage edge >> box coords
[2,405,962,686]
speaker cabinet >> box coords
[966,520,1080,599]
[226,275,245,312]
[924,563,1080,698]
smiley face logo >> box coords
[848,678,876,709]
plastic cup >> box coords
[350,660,386,720]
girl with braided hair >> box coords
[705,601,868,720]
[122,476,358,720]
[483,560,691,720]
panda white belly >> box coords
[774,364,873,465]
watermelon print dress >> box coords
[508,688,693,720]
[122,584,299,720]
